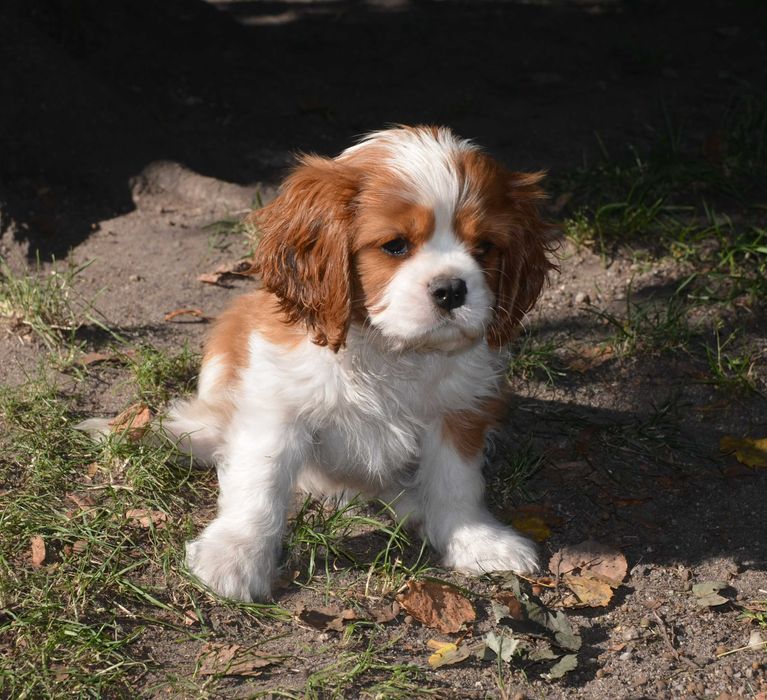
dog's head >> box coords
[253,126,555,352]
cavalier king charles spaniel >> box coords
[162,126,554,601]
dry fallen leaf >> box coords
[125,508,169,529]
[511,515,552,543]
[397,580,475,634]
[426,640,471,668]
[296,605,357,632]
[197,258,253,286]
[108,404,153,441]
[566,345,614,373]
[561,574,615,608]
[491,591,525,622]
[79,351,119,366]
[163,307,208,323]
[692,580,730,608]
[197,642,279,677]
[549,540,628,588]
[30,535,46,567]
[720,435,767,469]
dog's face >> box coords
[254,126,553,352]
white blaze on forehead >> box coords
[343,127,478,251]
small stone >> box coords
[622,626,639,641]
[575,291,590,305]
[619,650,632,661]
[634,674,648,685]
[595,668,606,679]
[129,274,142,282]
[403,615,413,625]
[639,617,651,628]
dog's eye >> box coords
[473,241,495,258]
[381,237,410,257]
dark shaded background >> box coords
[1,0,766,258]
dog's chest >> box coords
[310,344,499,476]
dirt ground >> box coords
[2,0,767,698]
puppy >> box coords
[164,126,555,601]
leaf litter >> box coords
[548,539,628,608]
[196,642,283,677]
[720,435,767,469]
[397,579,476,634]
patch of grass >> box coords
[559,94,767,281]
[487,444,544,507]
[270,632,433,700]
[508,332,565,384]
[703,325,763,396]
[739,603,767,628]
[587,283,693,357]
[0,255,108,356]
[127,343,199,408]
[287,497,430,597]
[0,375,245,697]
[206,190,264,254]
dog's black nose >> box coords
[429,277,467,311]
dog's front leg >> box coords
[415,419,539,575]
[185,416,303,601]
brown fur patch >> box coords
[251,156,360,351]
[442,396,508,460]
[353,198,435,313]
[204,290,303,386]
[454,150,557,348]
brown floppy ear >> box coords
[250,155,360,351]
[487,171,557,348]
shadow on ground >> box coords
[1,0,765,257]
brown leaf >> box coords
[197,258,254,286]
[397,580,475,634]
[549,540,628,588]
[66,492,96,509]
[164,307,208,323]
[79,351,120,366]
[493,591,525,620]
[566,345,614,373]
[108,404,153,441]
[183,610,200,626]
[30,535,46,567]
[560,574,615,608]
[125,508,169,528]
[296,605,356,632]
[370,601,400,624]
[197,642,279,677]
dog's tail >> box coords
[75,397,225,467]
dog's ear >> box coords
[251,156,360,351]
[487,171,556,348]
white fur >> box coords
[173,128,540,601]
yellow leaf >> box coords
[511,515,552,543]
[720,436,767,469]
[562,574,614,608]
[427,641,470,668]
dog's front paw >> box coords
[443,524,539,575]
[185,521,274,602]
